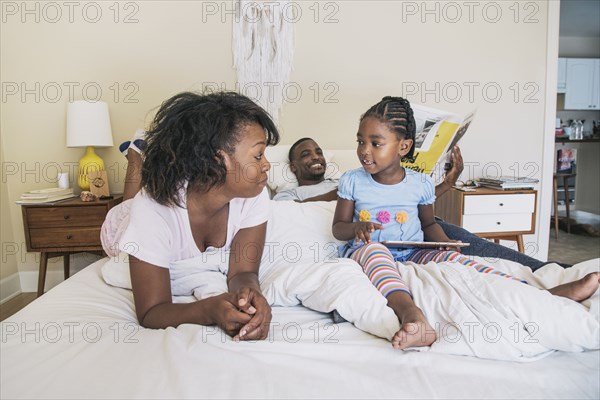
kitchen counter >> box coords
[555,137,600,143]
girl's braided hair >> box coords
[142,91,279,207]
[360,96,416,160]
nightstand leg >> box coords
[64,253,70,280]
[37,252,48,297]
[516,235,524,253]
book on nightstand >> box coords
[16,188,76,204]
[476,176,539,190]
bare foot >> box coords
[387,292,437,349]
[548,272,600,302]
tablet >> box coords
[381,241,470,249]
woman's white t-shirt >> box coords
[116,187,270,268]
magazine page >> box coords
[403,104,475,176]
[412,104,455,152]
[445,110,475,154]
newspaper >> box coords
[402,104,476,176]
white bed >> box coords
[2,198,600,399]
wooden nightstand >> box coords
[21,195,122,296]
[435,187,537,253]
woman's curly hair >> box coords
[360,96,416,160]
[142,91,279,207]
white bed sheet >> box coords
[2,257,599,400]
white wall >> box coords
[1,1,557,287]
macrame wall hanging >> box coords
[233,0,295,123]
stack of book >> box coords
[16,188,76,204]
[477,176,539,190]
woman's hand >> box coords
[233,288,272,341]
[226,224,271,341]
[204,293,253,338]
[354,222,383,244]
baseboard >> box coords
[0,273,23,304]
[19,266,87,293]
[17,253,102,293]
[18,270,69,293]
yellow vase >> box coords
[77,146,105,190]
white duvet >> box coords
[102,200,600,361]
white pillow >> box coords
[264,200,343,264]
[265,145,340,193]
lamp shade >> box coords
[66,101,114,147]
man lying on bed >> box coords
[273,138,567,271]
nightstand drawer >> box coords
[26,206,108,228]
[434,188,536,253]
[29,227,102,249]
[463,194,535,215]
[463,213,533,233]
[21,195,122,296]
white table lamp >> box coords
[66,101,114,190]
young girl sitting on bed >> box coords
[332,96,600,350]
[101,91,279,341]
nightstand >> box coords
[435,187,537,253]
[21,195,122,296]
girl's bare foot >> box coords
[387,292,437,349]
[548,272,600,302]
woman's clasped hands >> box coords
[207,288,272,341]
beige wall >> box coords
[1,140,19,281]
[1,1,556,283]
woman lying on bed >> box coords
[101,91,278,341]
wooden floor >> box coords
[548,209,600,265]
[0,293,37,321]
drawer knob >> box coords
[499,203,504,206]
[66,235,73,239]
[64,215,70,220]
[496,222,501,225]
